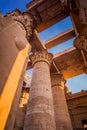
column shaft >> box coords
[51,73,73,130]
[24,50,56,130]
[0,10,34,130]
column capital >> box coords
[74,35,87,52]
[74,25,87,52]
[51,73,66,89]
[29,50,53,66]
[6,9,35,41]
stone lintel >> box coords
[45,29,76,49]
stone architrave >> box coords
[51,73,73,130]
[24,50,56,130]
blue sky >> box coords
[0,0,32,15]
[0,0,87,93]
[39,16,75,54]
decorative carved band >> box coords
[6,10,35,41]
[29,50,53,66]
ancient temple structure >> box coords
[0,0,87,130]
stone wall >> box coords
[66,90,87,130]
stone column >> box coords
[24,50,56,130]
[51,73,73,130]
[0,10,35,130]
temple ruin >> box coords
[0,0,87,130]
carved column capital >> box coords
[29,50,53,66]
[74,35,87,74]
[74,35,87,52]
[6,10,35,41]
[51,73,66,89]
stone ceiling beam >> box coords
[53,47,76,59]
[26,0,45,10]
[53,47,84,79]
[26,0,69,32]
[36,12,69,32]
[45,29,76,49]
